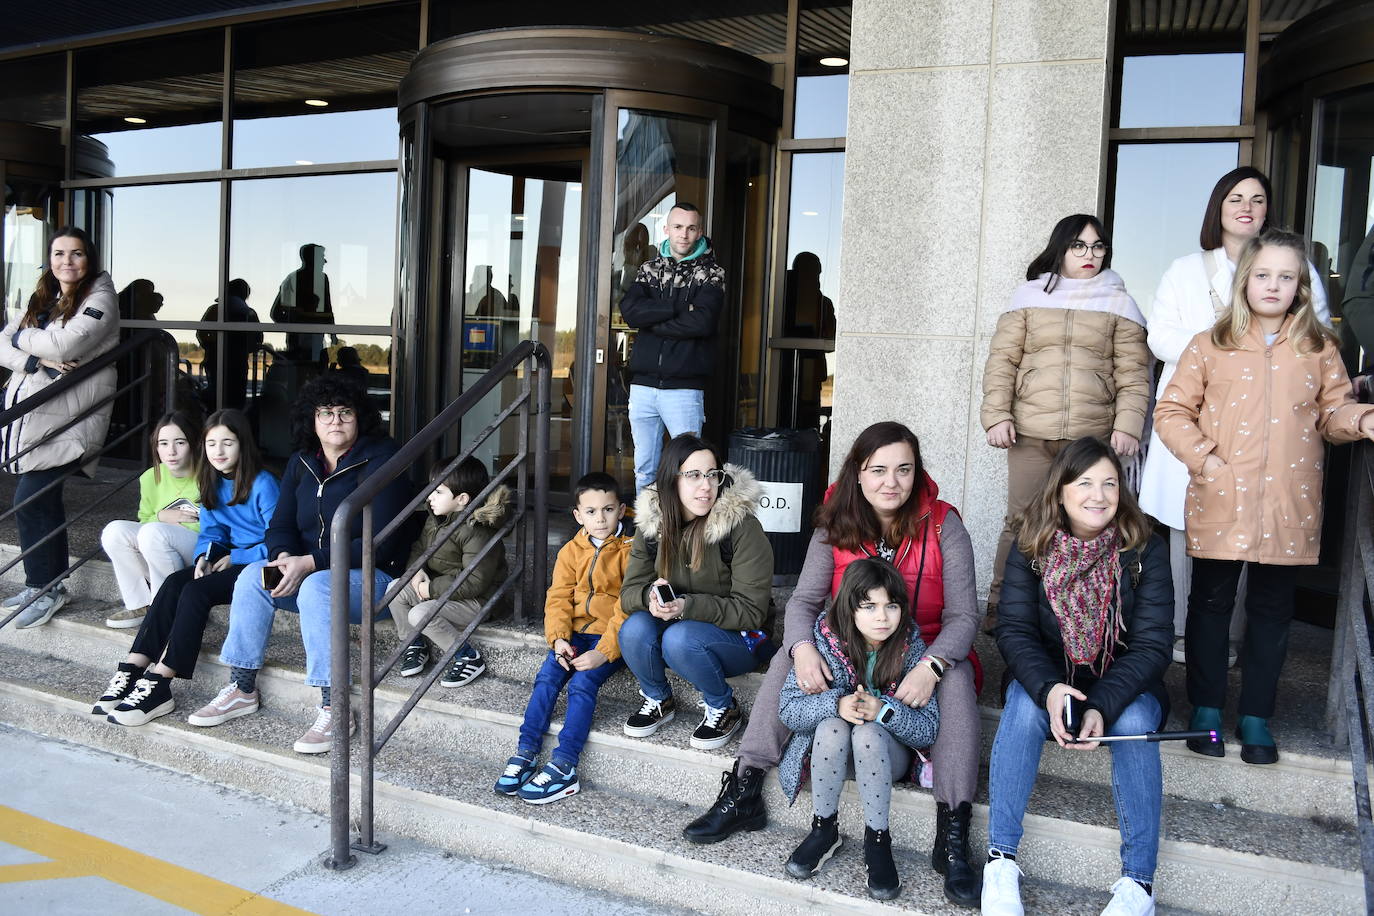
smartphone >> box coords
[164,497,199,516]
[261,565,284,589]
[653,582,677,606]
[206,542,231,564]
[1063,694,1086,739]
[556,643,580,670]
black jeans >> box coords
[1185,558,1295,718]
[130,564,243,678]
[14,462,78,588]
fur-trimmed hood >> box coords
[450,484,510,528]
[632,463,761,545]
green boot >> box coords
[1187,706,1224,757]
[1237,715,1278,765]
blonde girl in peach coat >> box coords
[1155,228,1374,765]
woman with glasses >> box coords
[981,214,1151,630]
[681,421,983,908]
[618,433,774,751]
[194,375,412,755]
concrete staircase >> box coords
[0,551,1361,915]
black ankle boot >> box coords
[933,802,980,907]
[682,760,767,844]
[864,826,901,900]
[785,813,841,878]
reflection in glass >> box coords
[4,178,58,320]
[1118,54,1243,129]
[196,280,265,411]
[1110,142,1239,317]
[0,55,67,126]
[231,4,416,168]
[1317,86,1374,370]
[605,109,712,491]
[229,173,398,328]
[107,183,221,323]
[76,31,223,176]
[725,133,771,431]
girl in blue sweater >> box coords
[95,409,279,725]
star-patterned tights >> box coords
[808,717,913,830]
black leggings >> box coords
[130,564,243,678]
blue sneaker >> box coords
[518,761,580,805]
[494,753,539,795]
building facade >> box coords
[2,0,1372,591]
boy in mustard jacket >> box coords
[493,472,631,804]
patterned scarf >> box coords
[637,243,726,292]
[1041,526,1124,677]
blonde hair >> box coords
[1211,228,1335,356]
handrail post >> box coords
[533,348,550,614]
[356,503,383,854]
[326,511,355,870]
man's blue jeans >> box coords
[988,680,1162,884]
[618,611,756,710]
[220,560,393,688]
[516,631,625,767]
[628,385,704,494]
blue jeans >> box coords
[516,631,625,767]
[219,560,393,688]
[988,681,1162,884]
[618,611,756,710]
[628,385,704,494]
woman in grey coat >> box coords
[0,226,120,627]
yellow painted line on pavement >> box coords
[0,804,316,915]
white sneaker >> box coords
[1102,877,1155,916]
[981,856,1024,916]
[293,706,356,754]
[1171,636,1186,664]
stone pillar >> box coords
[830,0,1113,596]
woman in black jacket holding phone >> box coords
[980,437,1172,916]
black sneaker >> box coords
[108,673,175,726]
[439,648,486,688]
[399,640,429,677]
[691,699,742,749]
[93,662,145,715]
[624,692,676,737]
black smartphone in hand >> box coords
[261,565,284,589]
[1063,694,1086,739]
[653,583,677,605]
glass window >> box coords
[795,75,849,139]
[784,152,844,334]
[1118,54,1244,128]
[794,2,852,139]
[1314,85,1374,365]
[0,54,66,126]
[1110,142,1239,317]
[106,183,221,323]
[4,177,60,318]
[231,4,418,168]
[726,132,771,431]
[228,172,398,330]
[76,31,224,176]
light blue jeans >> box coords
[628,384,704,494]
[618,611,756,710]
[988,680,1163,884]
[219,560,394,688]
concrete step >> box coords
[0,603,1361,914]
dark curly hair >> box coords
[290,374,384,452]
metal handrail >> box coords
[324,339,551,869]
[0,329,178,630]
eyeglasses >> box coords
[677,469,727,487]
[1068,240,1108,258]
[315,407,357,424]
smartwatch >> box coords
[877,701,898,726]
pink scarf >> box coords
[1003,268,1146,328]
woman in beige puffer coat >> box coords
[980,215,1151,616]
[0,227,120,626]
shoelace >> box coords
[307,708,333,734]
[698,701,730,729]
[503,758,530,778]
[529,769,554,787]
[124,677,156,705]
[103,670,132,698]
[211,684,243,706]
[636,694,664,716]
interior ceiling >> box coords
[1121,0,1341,37]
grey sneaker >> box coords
[2,586,40,610]
[14,587,68,629]
[105,606,147,629]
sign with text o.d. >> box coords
[755,480,805,533]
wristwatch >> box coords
[877,701,898,726]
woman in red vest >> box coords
[683,421,983,907]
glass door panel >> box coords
[1314,85,1374,372]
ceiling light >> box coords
[819,57,848,67]
[305,99,329,107]
[802,210,820,216]
[123,116,147,124]
[295,160,314,165]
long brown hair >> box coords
[1212,228,1334,356]
[149,411,202,485]
[652,434,724,577]
[814,421,927,552]
[1014,437,1152,561]
[828,557,912,692]
[24,227,101,328]
[198,409,268,510]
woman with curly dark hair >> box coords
[193,375,412,754]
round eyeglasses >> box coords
[678,469,727,487]
[315,407,357,424]
[1068,240,1108,258]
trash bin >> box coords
[728,427,822,578]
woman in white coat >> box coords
[0,226,120,628]
[1138,167,1330,664]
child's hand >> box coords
[571,648,607,671]
[1200,454,1227,477]
[553,638,576,670]
[852,685,882,722]
[410,569,431,601]
[837,691,864,724]
[194,556,209,580]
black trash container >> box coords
[728,427,822,579]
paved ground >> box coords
[0,724,694,916]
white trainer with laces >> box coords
[981,855,1024,916]
[1101,877,1155,916]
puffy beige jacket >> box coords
[1154,317,1373,565]
[981,307,1151,440]
[0,273,120,474]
